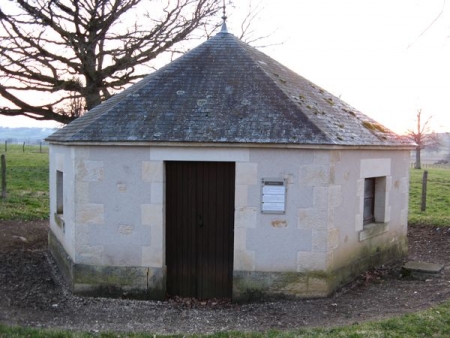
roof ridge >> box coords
[237,42,405,145]
[232,38,334,143]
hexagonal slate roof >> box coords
[47,27,413,148]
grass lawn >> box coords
[1,151,450,337]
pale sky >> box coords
[1,0,450,134]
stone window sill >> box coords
[359,222,388,241]
[54,213,65,233]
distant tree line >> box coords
[0,127,54,144]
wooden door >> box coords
[165,161,235,299]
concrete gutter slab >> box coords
[403,261,444,274]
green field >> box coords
[0,144,49,220]
[1,148,450,337]
[408,167,450,226]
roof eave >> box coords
[46,140,416,151]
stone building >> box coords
[46,24,415,301]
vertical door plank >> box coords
[166,161,235,299]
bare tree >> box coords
[224,0,279,48]
[406,109,441,169]
[0,0,223,124]
[56,94,86,120]
[407,1,446,49]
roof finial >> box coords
[220,0,228,32]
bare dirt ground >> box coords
[1,220,450,335]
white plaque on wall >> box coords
[261,178,286,214]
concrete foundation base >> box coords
[48,229,166,300]
[233,236,408,303]
[49,229,407,302]
[232,270,333,302]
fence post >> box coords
[4,141,7,152]
[23,142,25,153]
[40,142,42,153]
[421,170,428,212]
[1,154,6,199]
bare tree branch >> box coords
[227,0,281,49]
[0,0,222,123]
[407,0,446,49]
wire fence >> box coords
[410,163,450,170]
[2,141,49,154]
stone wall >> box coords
[48,144,410,300]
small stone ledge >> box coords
[54,213,65,232]
[402,261,444,278]
[359,222,388,241]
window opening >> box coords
[56,170,64,215]
[363,177,375,225]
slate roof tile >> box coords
[47,29,414,148]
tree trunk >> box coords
[85,92,102,110]
[414,147,421,169]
